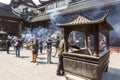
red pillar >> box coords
[19,22,23,32]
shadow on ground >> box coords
[102,67,120,80]
[9,50,15,52]
[36,61,47,65]
[19,56,30,59]
[38,57,46,60]
[37,53,46,56]
[8,52,16,55]
[36,61,58,65]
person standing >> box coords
[52,36,60,57]
[6,39,11,54]
[39,36,43,54]
[56,37,80,76]
[31,37,38,63]
[46,36,52,64]
[99,39,106,50]
[57,38,65,76]
[87,36,92,48]
[14,37,21,57]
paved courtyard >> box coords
[0,47,120,80]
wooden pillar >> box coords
[19,22,23,32]
[85,33,88,48]
[93,25,99,57]
[106,30,110,50]
[64,27,71,52]
[30,24,32,31]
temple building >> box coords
[0,2,22,35]
[0,0,120,79]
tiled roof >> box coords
[56,15,103,26]
[56,10,113,30]
[10,0,37,8]
[0,3,21,19]
[0,9,20,19]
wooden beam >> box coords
[19,22,23,32]
[85,33,88,48]
[106,30,110,50]
[93,24,99,57]
[64,27,72,52]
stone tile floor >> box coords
[0,48,120,80]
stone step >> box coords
[65,74,88,80]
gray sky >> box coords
[0,0,11,4]
[0,0,49,5]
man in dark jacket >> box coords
[57,38,80,76]
[52,36,60,57]
[39,36,43,54]
[57,38,64,75]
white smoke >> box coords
[113,23,120,37]
[50,11,60,23]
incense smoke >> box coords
[82,3,120,47]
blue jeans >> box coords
[47,49,52,62]
[15,47,20,57]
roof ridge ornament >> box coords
[102,9,111,20]
[78,10,82,15]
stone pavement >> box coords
[0,47,120,80]
[102,52,120,80]
[0,47,65,80]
